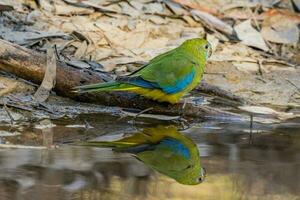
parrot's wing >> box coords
[117,53,197,94]
[136,138,193,172]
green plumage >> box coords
[74,38,212,104]
[79,126,205,185]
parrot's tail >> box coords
[77,141,150,154]
[73,81,137,93]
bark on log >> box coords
[0,39,243,119]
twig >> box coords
[0,144,48,149]
[249,114,253,145]
[54,44,61,61]
[93,23,114,48]
[3,104,15,125]
[286,79,300,92]
[257,59,264,77]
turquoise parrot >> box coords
[75,38,212,104]
[80,126,205,185]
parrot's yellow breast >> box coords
[133,88,184,104]
[122,72,203,104]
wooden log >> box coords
[0,39,243,119]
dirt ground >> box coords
[0,0,299,123]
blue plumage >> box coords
[122,70,195,94]
[160,138,190,159]
[162,71,195,94]
[120,137,190,159]
[128,78,160,89]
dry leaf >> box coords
[239,106,300,120]
[74,40,88,59]
[62,0,121,14]
[164,0,189,15]
[171,0,218,15]
[144,2,165,14]
[66,60,91,69]
[261,11,299,44]
[148,15,168,25]
[55,3,93,16]
[119,2,140,17]
[34,46,57,103]
[191,10,233,35]
[234,19,269,51]
[182,15,198,27]
[233,62,259,73]
[0,1,13,11]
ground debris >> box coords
[0,0,298,123]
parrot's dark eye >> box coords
[204,44,209,50]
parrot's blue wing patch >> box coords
[161,71,195,94]
[116,76,160,89]
[159,138,190,159]
[118,138,190,159]
[117,70,195,94]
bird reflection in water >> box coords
[81,125,205,185]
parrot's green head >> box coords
[176,163,206,185]
[181,38,212,61]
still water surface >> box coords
[0,114,299,200]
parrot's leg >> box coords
[175,98,191,131]
[131,107,154,131]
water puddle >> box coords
[0,114,299,200]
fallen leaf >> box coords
[182,15,199,27]
[74,40,88,59]
[62,0,121,14]
[261,11,299,44]
[224,9,262,20]
[25,32,71,41]
[119,1,140,17]
[65,60,91,69]
[233,62,259,73]
[148,15,168,25]
[191,10,233,35]
[0,1,13,11]
[222,1,259,11]
[253,0,281,7]
[239,105,300,120]
[34,46,57,103]
[164,0,189,15]
[234,19,269,51]
[26,10,42,24]
[171,0,219,15]
[100,57,143,72]
[55,3,93,16]
[129,1,144,11]
[144,2,165,14]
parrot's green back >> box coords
[74,38,212,104]
[80,126,205,185]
